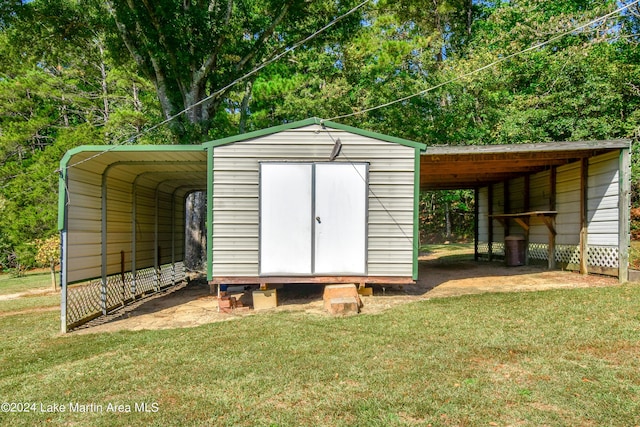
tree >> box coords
[0,0,164,268]
[103,0,365,142]
[35,235,60,290]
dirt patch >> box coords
[0,306,59,318]
[73,248,621,335]
[0,288,56,301]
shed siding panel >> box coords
[491,183,505,243]
[529,170,551,244]
[65,168,103,282]
[211,127,415,277]
[507,177,527,236]
[587,151,619,246]
[478,187,489,243]
[556,162,581,245]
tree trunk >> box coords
[445,201,452,240]
[50,262,57,290]
[239,79,253,134]
[98,42,110,124]
[185,191,207,270]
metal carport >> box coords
[58,145,208,332]
[419,140,631,282]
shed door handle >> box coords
[316,216,321,224]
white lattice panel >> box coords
[135,267,157,295]
[67,280,102,325]
[528,243,548,260]
[587,246,619,268]
[555,245,580,264]
[477,242,489,254]
[492,242,505,256]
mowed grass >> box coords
[1,283,639,426]
[0,270,54,295]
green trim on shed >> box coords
[207,146,214,281]
[413,147,422,280]
[203,117,427,151]
[57,168,68,231]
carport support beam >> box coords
[60,230,68,333]
[619,148,631,283]
[549,167,557,269]
[474,187,479,261]
[488,184,494,261]
[154,187,160,291]
[100,170,109,315]
[579,158,589,275]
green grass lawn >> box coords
[1,282,639,426]
[0,270,54,295]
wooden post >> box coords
[503,180,510,237]
[549,167,557,269]
[474,187,479,261]
[524,175,530,264]
[619,148,631,283]
[488,184,494,261]
[580,158,589,275]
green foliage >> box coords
[102,0,365,141]
[0,0,639,260]
[420,190,475,242]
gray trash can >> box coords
[505,235,526,266]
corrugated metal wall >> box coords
[211,125,416,277]
[64,162,192,284]
[587,151,619,246]
[555,161,581,246]
[65,163,104,283]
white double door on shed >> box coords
[260,162,368,276]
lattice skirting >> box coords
[65,261,187,330]
[477,242,620,270]
[476,242,504,258]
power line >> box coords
[61,0,372,172]
[326,0,640,122]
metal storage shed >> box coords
[204,118,427,289]
[57,119,426,332]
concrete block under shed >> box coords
[323,284,362,314]
[327,296,360,315]
[252,289,278,310]
[358,287,373,296]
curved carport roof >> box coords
[58,145,208,286]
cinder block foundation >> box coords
[252,289,278,310]
[323,284,362,315]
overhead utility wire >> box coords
[326,0,640,122]
[61,0,372,172]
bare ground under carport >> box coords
[74,248,619,334]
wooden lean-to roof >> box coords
[420,139,631,190]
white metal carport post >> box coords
[154,185,160,292]
[100,167,110,315]
[59,168,69,333]
[131,174,142,296]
